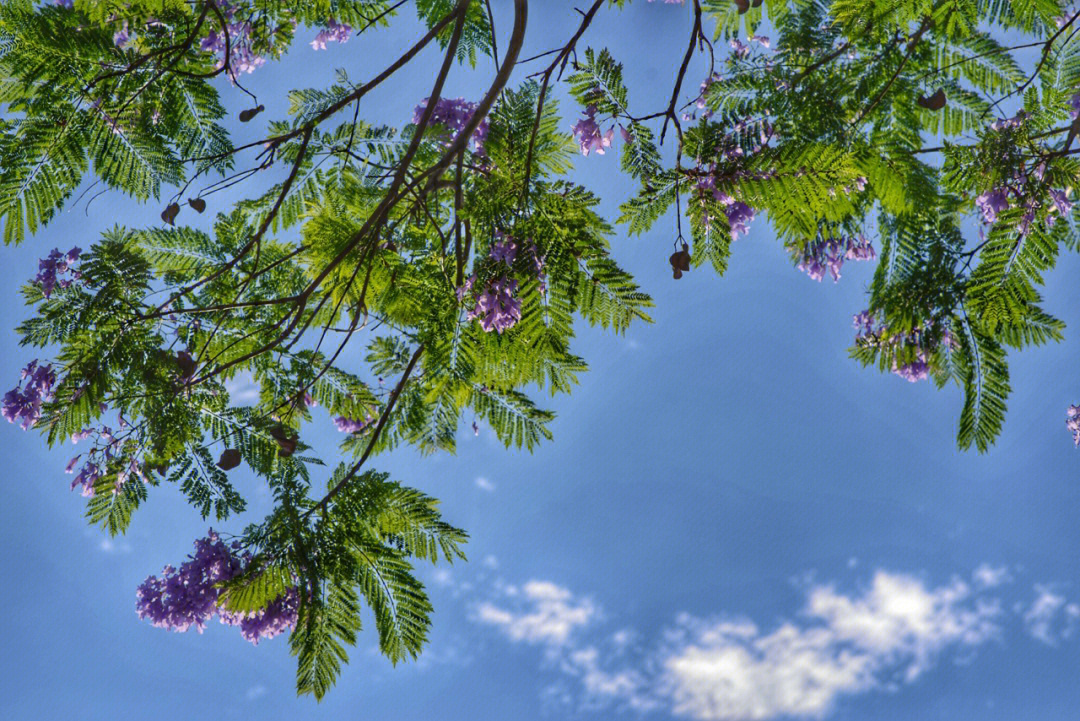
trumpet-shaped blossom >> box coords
[490,235,517,265]
[334,415,373,433]
[853,311,935,382]
[1067,405,1080,446]
[725,201,755,240]
[136,531,298,644]
[3,360,56,430]
[113,22,131,49]
[413,97,489,153]
[469,277,522,333]
[975,189,1009,224]
[572,105,614,156]
[311,19,351,50]
[34,246,81,298]
[794,234,876,282]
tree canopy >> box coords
[1,0,1078,699]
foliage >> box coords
[2,0,1079,700]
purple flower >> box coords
[70,461,102,496]
[730,38,750,60]
[3,361,56,430]
[1049,188,1073,217]
[201,19,265,79]
[334,415,373,433]
[113,22,131,49]
[1067,405,1080,446]
[571,105,614,156]
[794,235,875,283]
[893,352,930,383]
[33,246,82,298]
[725,201,755,240]
[990,112,1025,131]
[469,277,522,333]
[490,236,517,265]
[456,274,476,302]
[975,189,1009,224]
[219,587,299,644]
[136,531,300,645]
[413,97,489,153]
[310,19,351,50]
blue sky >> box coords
[3,3,1080,720]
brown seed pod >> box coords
[176,351,196,378]
[734,0,750,13]
[269,426,298,457]
[188,198,206,213]
[238,104,265,122]
[217,449,242,470]
[161,202,180,225]
[916,88,946,111]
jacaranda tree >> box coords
[2,0,1078,699]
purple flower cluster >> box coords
[136,531,298,644]
[724,200,755,240]
[975,184,1073,233]
[490,234,517,265]
[853,311,944,383]
[469,277,522,333]
[3,360,56,430]
[571,105,615,156]
[527,241,548,295]
[113,21,132,49]
[975,189,1009,224]
[793,233,876,282]
[34,246,81,298]
[65,421,143,496]
[219,587,299,644]
[1067,405,1080,446]
[334,415,373,433]
[989,112,1026,132]
[200,5,265,78]
[413,97,490,153]
[310,19,351,50]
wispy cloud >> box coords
[972,563,1011,589]
[466,568,1049,720]
[245,685,267,701]
[474,580,597,647]
[659,572,1000,720]
[1022,585,1080,646]
[475,476,496,492]
[98,537,131,553]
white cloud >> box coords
[475,580,597,647]
[562,646,658,712]
[98,537,131,553]
[1023,585,1080,646]
[245,685,267,701]
[659,571,1000,720]
[475,476,496,492]
[464,566,1079,720]
[972,564,1011,590]
[482,554,499,569]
